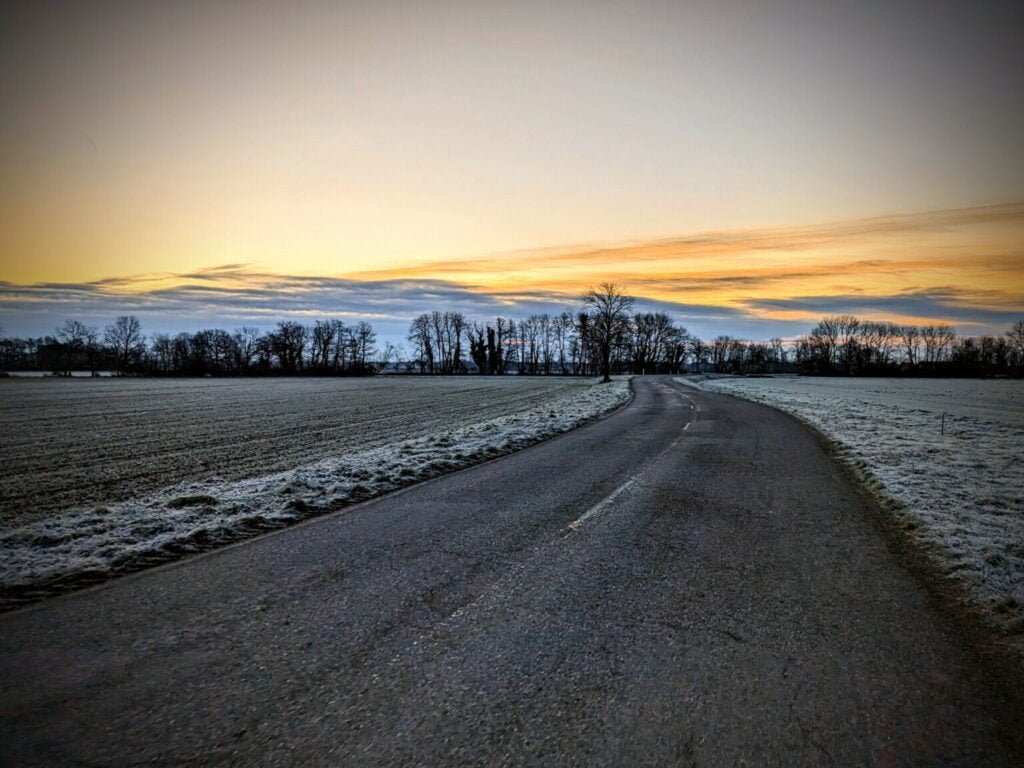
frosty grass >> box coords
[1,378,630,605]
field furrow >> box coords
[0,376,631,605]
[0,377,598,525]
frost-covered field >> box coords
[690,376,1024,641]
[0,376,630,606]
[0,376,617,525]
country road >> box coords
[1,377,1021,766]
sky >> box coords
[1,0,1022,342]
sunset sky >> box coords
[1,0,1022,342]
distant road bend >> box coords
[1,377,1021,766]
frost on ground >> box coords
[0,375,614,526]
[0,377,630,607]
[687,375,1024,643]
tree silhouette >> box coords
[581,282,634,383]
[104,315,144,375]
[56,319,94,376]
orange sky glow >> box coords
[1,1,1022,339]
[347,202,1024,325]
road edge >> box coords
[686,383,1024,751]
[1,377,637,614]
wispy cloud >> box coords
[1,275,505,334]
[1,202,1022,340]
[338,201,1024,337]
[0,270,804,341]
[747,288,1024,328]
[348,201,1024,281]
[0,270,1017,342]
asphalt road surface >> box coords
[2,377,1021,766]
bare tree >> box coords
[899,324,921,367]
[808,317,840,371]
[1007,320,1024,365]
[150,333,173,373]
[83,325,102,376]
[467,322,488,374]
[581,282,633,383]
[408,314,435,373]
[352,320,378,371]
[921,324,955,367]
[233,326,261,373]
[56,319,94,376]
[710,335,733,373]
[207,329,238,373]
[631,312,659,374]
[104,315,144,375]
[769,337,786,372]
[310,320,338,371]
[328,320,349,370]
[555,311,574,374]
[269,321,307,373]
[834,314,861,374]
[379,341,402,370]
[688,337,708,373]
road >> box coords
[1,377,1021,766]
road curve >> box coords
[1,377,1021,766]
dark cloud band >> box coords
[1,268,1017,343]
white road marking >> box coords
[674,390,699,412]
[567,386,696,534]
[450,426,683,620]
[567,478,637,531]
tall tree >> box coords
[269,321,307,373]
[233,326,261,373]
[921,324,955,367]
[1006,320,1024,366]
[899,325,921,368]
[408,314,435,373]
[56,319,93,376]
[352,321,378,371]
[104,315,144,375]
[581,282,634,383]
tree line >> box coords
[1,285,1022,378]
[0,318,382,376]
[792,315,1024,377]
[405,285,1023,378]
[404,285,692,380]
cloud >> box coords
[0,268,856,344]
[2,200,1022,341]
[1,270,1019,343]
[0,269,808,341]
[327,200,1024,338]
[746,288,1024,329]
[349,200,1024,281]
[0,274,506,337]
